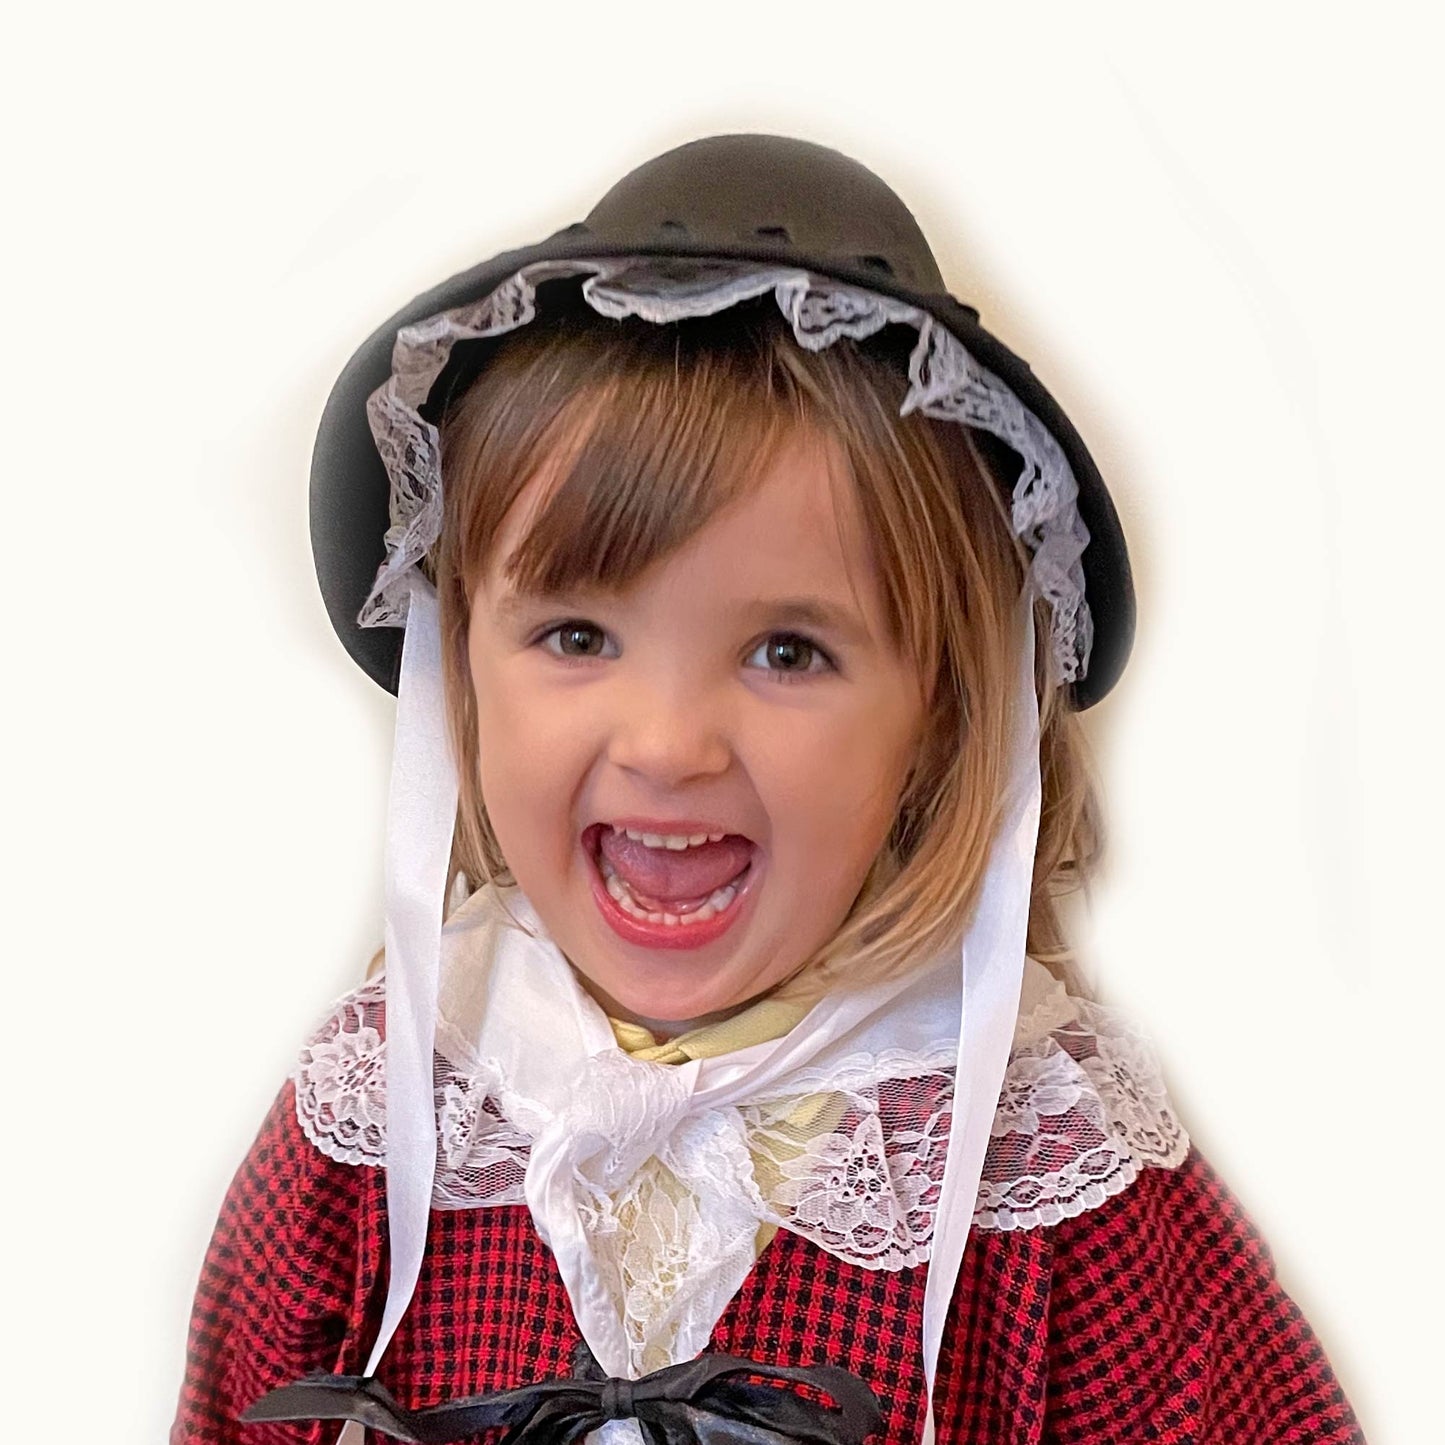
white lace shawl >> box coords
[294,888,1187,1378]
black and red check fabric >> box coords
[172,1083,1365,1444]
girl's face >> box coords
[467,429,927,1028]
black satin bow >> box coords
[241,1343,883,1444]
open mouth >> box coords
[581,823,758,946]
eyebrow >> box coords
[741,596,873,647]
[493,589,872,647]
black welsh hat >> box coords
[310,134,1134,709]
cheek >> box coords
[477,696,565,764]
[765,693,921,860]
[473,653,557,832]
[469,658,584,865]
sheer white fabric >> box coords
[296,967,1184,1235]
[360,257,1094,686]
[294,891,1187,1376]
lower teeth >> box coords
[598,856,741,926]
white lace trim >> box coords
[293,975,1187,1247]
[361,256,1094,686]
[978,1004,1188,1229]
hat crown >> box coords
[583,134,946,293]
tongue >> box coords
[598,830,753,905]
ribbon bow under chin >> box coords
[241,1345,884,1445]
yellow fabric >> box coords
[608,997,811,1063]
[608,996,838,1259]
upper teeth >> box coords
[616,826,724,850]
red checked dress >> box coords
[171,983,1366,1445]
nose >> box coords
[604,670,734,788]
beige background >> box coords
[5,3,1438,1440]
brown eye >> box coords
[767,635,815,671]
[542,622,616,660]
[746,632,835,681]
[549,627,601,661]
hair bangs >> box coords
[500,363,797,602]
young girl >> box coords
[171,134,1365,1444]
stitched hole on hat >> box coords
[657,219,690,237]
[754,225,792,243]
[855,254,895,276]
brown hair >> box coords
[430,291,1102,997]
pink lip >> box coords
[582,828,760,952]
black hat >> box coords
[310,134,1134,709]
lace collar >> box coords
[295,889,1187,1376]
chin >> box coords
[592,964,758,1032]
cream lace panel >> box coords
[294,978,1187,1251]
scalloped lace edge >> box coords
[292,977,1188,1248]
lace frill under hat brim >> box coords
[360,256,1096,691]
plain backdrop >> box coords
[5,3,1440,1440]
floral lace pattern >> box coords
[292,974,1186,1375]
[976,1002,1188,1230]
[552,1054,770,1373]
[360,256,1094,686]
[739,1075,950,1271]
[293,978,390,1167]
[293,982,1186,1245]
